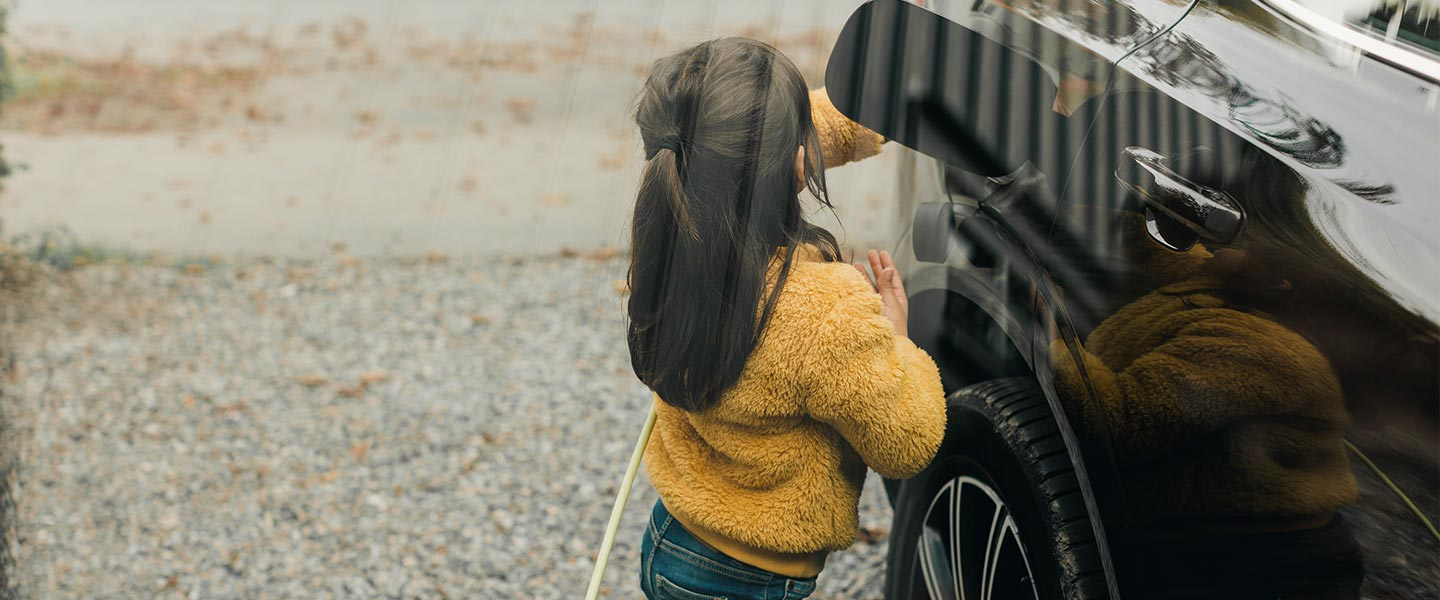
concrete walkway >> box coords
[1,0,902,258]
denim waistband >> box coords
[648,499,819,584]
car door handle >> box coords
[1115,146,1245,248]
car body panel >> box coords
[828,0,1439,596]
[1041,0,1439,594]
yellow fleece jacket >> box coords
[808,88,884,168]
[644,253,947,554]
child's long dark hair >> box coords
[628,38,841,412]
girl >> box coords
[628,38,948,599]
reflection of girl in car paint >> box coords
[627,38,948,600]
[1049,149,1369,599]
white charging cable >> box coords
[585,404,658,600]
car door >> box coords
[1040,0,1440,595]
[824,1,1203,597]
[827,0,1198,379]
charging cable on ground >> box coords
[585,404,658,600]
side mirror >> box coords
[912,201,957,263]
[912,201,1004,268]
[824,0,1067,177]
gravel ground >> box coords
[2,254,893,599]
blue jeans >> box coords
[639,499,818,600]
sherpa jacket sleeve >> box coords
[799,266,947,479]
[810,88,885,169]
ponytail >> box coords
[641,135,698,240]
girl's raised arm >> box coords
[809,88,885,169]
[798,266,947,479]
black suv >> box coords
[824,0,1439,597]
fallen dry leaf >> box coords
[597,150,627,170]
[353,109,380,126]
[506,96,536,123]
[297,374,328,387]
[425,251,449,264]
[335,385,365,398]
[216,401,250,415]
[358,371,390,385]
[559,246,579,258]
[469,313,492,326]
[583,246,619,261]
[350,441,371,462]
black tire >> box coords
[885,378,1110,600]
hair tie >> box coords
[647,135,685,161]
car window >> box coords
[1291,0,1440,55]
[1359,0,1439,52]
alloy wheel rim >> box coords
[912,475,1039,600]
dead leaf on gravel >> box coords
[358,371,390,385]
[297,374,328,387]
[350,441,371,462]
[335,384,365,398]
[425,251,449,264]
[469,313,493,326]
[216,401,250,415]
[559,246,579,258]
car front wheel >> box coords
[884,378,1110,599]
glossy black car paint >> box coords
[826,0,1439,597]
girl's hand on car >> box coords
[854,249,909,338]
